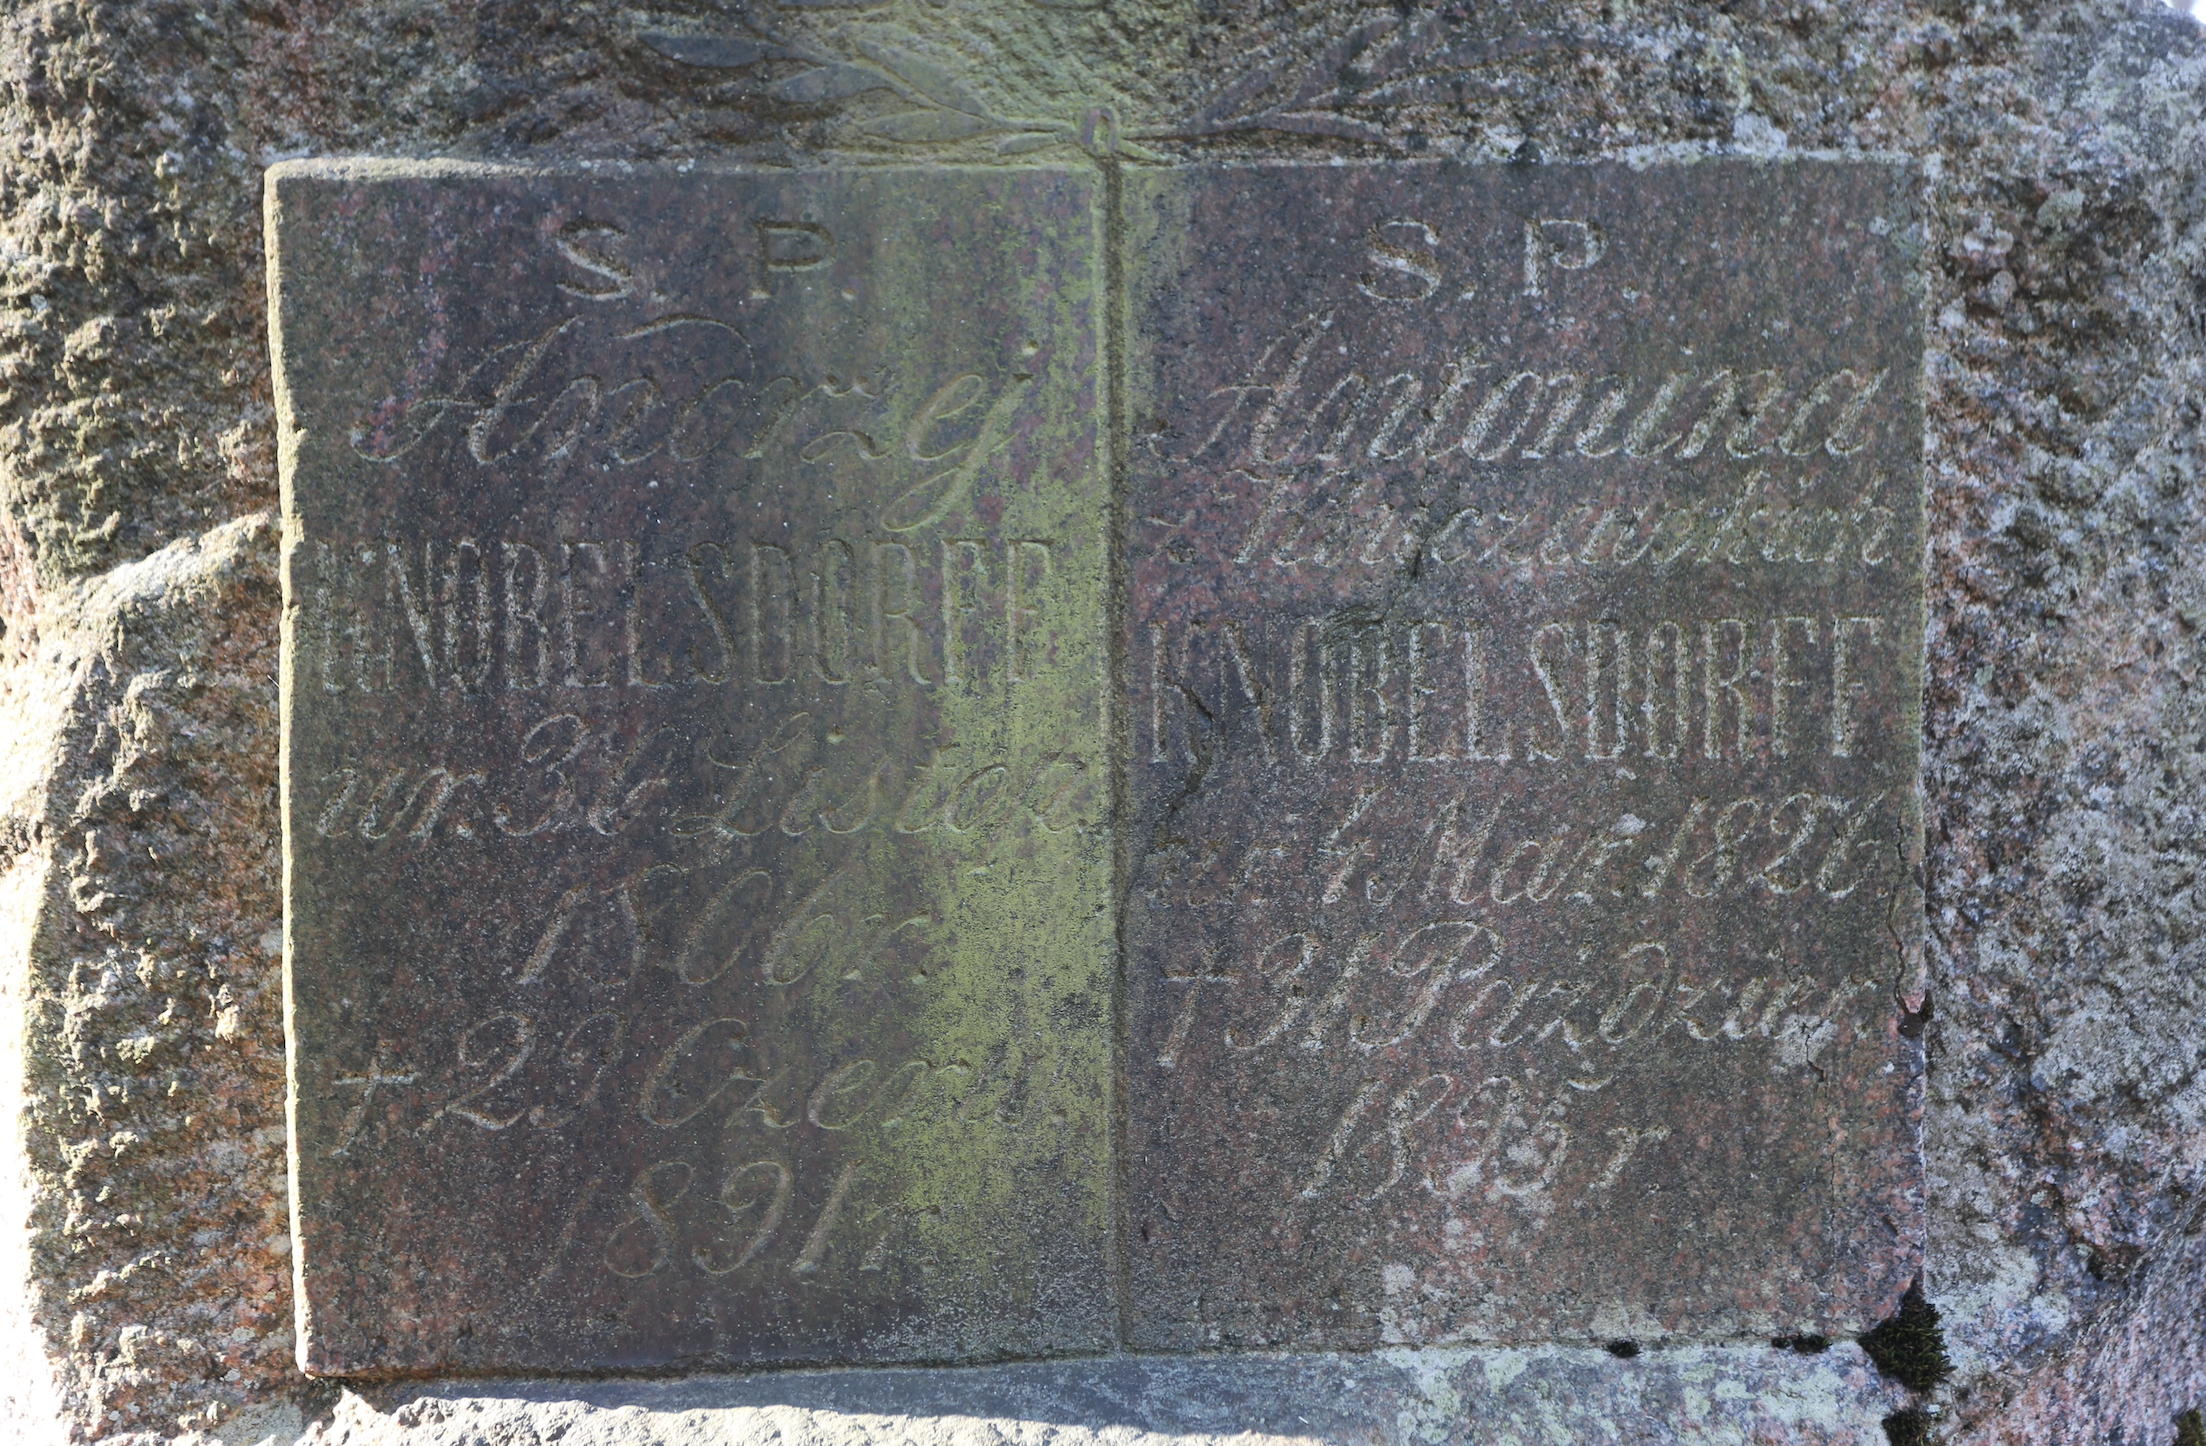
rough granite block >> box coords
[307,1345,1913,1445]
[0,2,2199,1441]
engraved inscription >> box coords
[1143,612,1896,768]
[298,531,1063,699]
[1125,161,1926,1351]
[277,163,1109,1374]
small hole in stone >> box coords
[1772,1333,1832,1354]
[1604,1340,1640,1358]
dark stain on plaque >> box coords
[271,163,1113,1375]
[1122,161,1927,1350]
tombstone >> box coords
[272,152,1928,1377]
[272,164,1114,1371]
[3,5,2203,1444]
[1122,160,1927,1349]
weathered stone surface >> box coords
[270,162,1112,1374]
[0,1,2199,1442]
[1125,160,1927,1349]
[300,1344,1910,1446]
[0,514,287,1442]
[1951,1190,2206,1444]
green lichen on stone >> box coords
[7,0,2206,1435]
[273,162,1116,1370]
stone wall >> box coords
[0,1,2197,1442]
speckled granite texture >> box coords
[0,1,2197,1443]
[299,1346,1913,1446]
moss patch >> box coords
[1882,1407,1933,1446]
[1859,1282,1954,1393]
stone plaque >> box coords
[272,163,1112,1373]
[1124,162,1927,1348]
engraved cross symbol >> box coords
[328,1050,417,1158]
